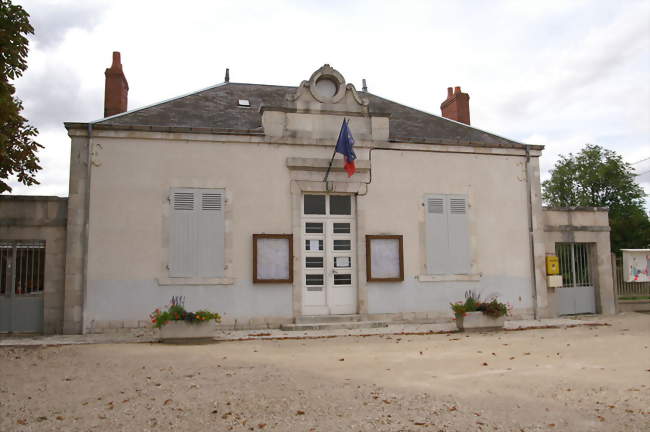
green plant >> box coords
[450,290,510,318]
[542,144,650,253]
[1,0,43,192]
[150,296,221,329]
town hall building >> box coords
[0,53,616,334]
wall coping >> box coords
[0,195,67,201]
[543,206,608,212]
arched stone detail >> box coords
[288,64,368,107]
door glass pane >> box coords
[305,240,323,251]
[306,274,324,285]
[304,195,326,215]
[334,274,352,285]
[330,195,351,215]
[305,222,323,233]
[306,257,324,268]
[333,240,351,251]
[333,223,350,233]
[334,256,351,268]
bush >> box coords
[450,290,509,318]
[149,296,221,328]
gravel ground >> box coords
[0,313,648,431]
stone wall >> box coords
[543,207,616,316]
[0,196,68,333]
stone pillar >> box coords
[63,131,90,334]
[528,156,550,318]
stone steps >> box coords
[295,314,363,324]
[280,320,389,331]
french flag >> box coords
[335,118,356,177]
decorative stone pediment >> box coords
[261,65,388,141]
[288,64,369,112]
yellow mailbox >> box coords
[546,255,560,275]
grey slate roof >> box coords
[93,82,529,147]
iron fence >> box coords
[555,243,592,288]
[615,256,650,298]
[0,241,46,296]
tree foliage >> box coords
[0,0,41,193]
[542,144,650,253]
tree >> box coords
[0,0,41,193]
[542,144,650,253]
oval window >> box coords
[315,77,338,98]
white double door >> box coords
[302,215,357,316]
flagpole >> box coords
[323,147,337,183]
[323,118,345,183]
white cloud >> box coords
[6,0,650,198]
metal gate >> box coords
[555,243,596,315]
[0,241,45,333]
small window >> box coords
[306,274,324,285]
[334,274,352,285]
[330,195,351,215]
[304,195,326,215]
[305,239,324,251]
[334,256,351,268]
[333,240,351,251]
[306,257,324,268]
[305,222,323,233]
[333,223,350,233]
[238,99,250,107]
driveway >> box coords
[0,313,648,431]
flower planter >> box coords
[159,320,217,344]
[455,311,505,332]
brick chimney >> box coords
[104,52,129,117]
[440,86,470,125]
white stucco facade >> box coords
[67,121,546,331]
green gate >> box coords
[0,241,45,333]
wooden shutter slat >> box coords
[447,195,470,274]
[197,190,225,277]
[425,194,449,274]
[169,188,198,276]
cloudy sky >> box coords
[6,0,650,199]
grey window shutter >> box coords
[197,190,225,277]
[169,188,198,277]
[425,195,449,274]
[169,188,225,278]
[447,195,470,274]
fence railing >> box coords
[0,241,46,296]
[556,242,592,288]
[615,256,650,298]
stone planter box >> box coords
[455,311,505,332]
[159,320,217,343]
